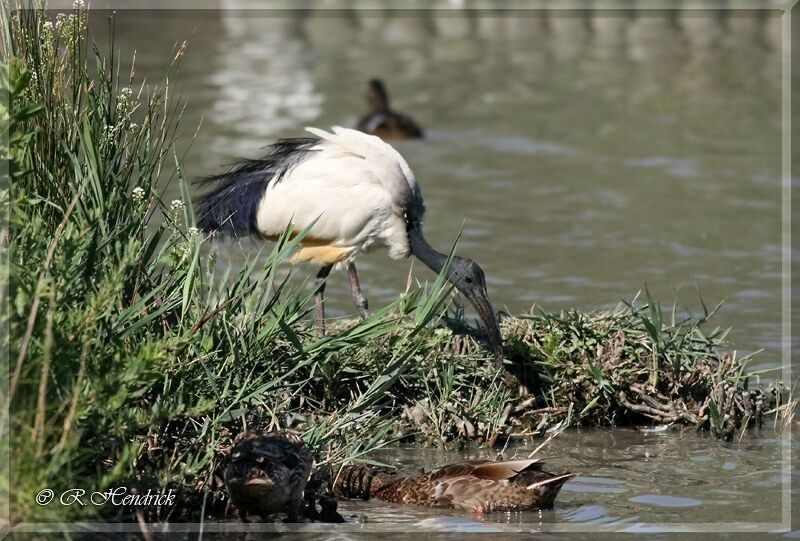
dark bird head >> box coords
[446,256,503,356]
[408,226,503,356]
[365,79,389,113]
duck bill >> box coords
[464,287,503,356]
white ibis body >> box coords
[196,126,502,354]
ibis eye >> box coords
[464,276,474,284]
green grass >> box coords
[3,5,794,525]
[1,5,465,523]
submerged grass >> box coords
[3,5,794,525]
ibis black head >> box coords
[407,225,503,356]
[446,256,503,356]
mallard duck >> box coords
[357,79,423,140]
[332,458,573,514]
[224,431,312,522]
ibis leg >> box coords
[314,265,333,335]
[347,262,369,319]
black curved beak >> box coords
[462,284,503,356]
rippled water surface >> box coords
[97,5,795,532]
[335,428,790,532]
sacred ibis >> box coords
[196,126,501,354]
[356,79,423,140]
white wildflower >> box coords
[118,86,132,103]
[102,124,116,144]
[56,13,74,30]
[132,186,146,202]
[43,21,54,32]
[187,227,200,237]
[116,87,133,118]
[170,199,185,212]
[73,0,85,9]
[128,122,138,130]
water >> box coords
[93,5,795,532]
[334,428,791,532]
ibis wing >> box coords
[306,126,422,212]
[254,146,407,258]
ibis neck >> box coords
[408,226,447,275]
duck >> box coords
[224,431,313,522]
[331,458,574,514]
[356,79,423,140]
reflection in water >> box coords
[629,494,702,507]
[209,12,323,151]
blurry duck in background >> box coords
[225,431,312,522]
[357,79,423,140]
[332,458,574,514]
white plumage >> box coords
[254,127,421,264]
[197,125,502,355]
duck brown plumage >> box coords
[224,431,312,522]
[357,79,423,140]
[332,458,574,514]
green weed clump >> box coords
[331,299,793,448]
[3,5,793,526]
[495,301,792,441]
